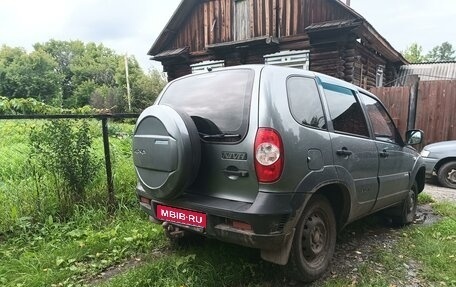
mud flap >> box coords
[260,228,295,265]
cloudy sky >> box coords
[1,0,455,71]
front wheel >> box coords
[437,161,456,189]
[287,195,336,282]
[392,181,418,226]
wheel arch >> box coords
[291,166,355,232]
[435,157,456,173]
[312,183,351,232]
[415,166,426,193]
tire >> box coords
[437,161,456,189]
[392,181,418,226]
[287,195,336,283]
[133,105,201,200]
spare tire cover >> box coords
[133,105,201,199]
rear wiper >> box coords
[199,132,241,139]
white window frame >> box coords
[191,60,225,74]
[264,50,310,70]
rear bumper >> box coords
[137,185,309,250]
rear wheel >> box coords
[437,161,456,189]
[287,195,336,282]
[392,181,418,226]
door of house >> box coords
[234,0,250,41]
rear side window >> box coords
[322,83,369,137]
[159,69,254,140]
[287,77,326,129]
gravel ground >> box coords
[423,180,456,202]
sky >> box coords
[1,0,455,72]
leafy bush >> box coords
[0,96,96,115]
[29,119,99,217]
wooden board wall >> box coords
[416,80,456,145]
[370,86,410,137]
[371,80,456,146]
[167,0,355,53]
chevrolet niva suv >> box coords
[133,65,426,282]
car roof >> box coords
[169,64,380,101]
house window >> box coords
[234,0,250,41]
[264,50,310,70]
[191,60,225,74]
[376,65,384,87]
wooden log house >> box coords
[149,0,407,89]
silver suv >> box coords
[133,65,425,282]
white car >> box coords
[421,141,456,189]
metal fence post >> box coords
[101,117,115,209]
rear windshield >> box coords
[159,69,254,141]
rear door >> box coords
[321,82,379,217]
[358,93,412,210]
[159,68,259,203]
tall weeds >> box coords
[29,119,99,219]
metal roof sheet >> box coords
[305,19,360,31]
[396,62,456,85]
[153,47,189,60]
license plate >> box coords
[156,205,207,228]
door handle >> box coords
[379,149,389,158]
[336,148,353,157]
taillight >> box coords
[254,128,284,183]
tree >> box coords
[34,40,85,103]
[0,46,26,97]
[70,42,120,87]
[130,69,167,112]
[426,42,456,62]
[113,55,166,112]
[402,43,426,63]
[0,47,63,104]
[0,40,168,111]
[35,40,123,108]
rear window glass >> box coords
[159,69,254,140]
[286,76,326,129]
[322,82,369,138]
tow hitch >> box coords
[162,222,184,239]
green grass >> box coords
[98,240,280,287]
[418,192,435,204]
[0,119,137,233]
[0,119,164,286]
[0,208,165,287]
[401,202,456,285]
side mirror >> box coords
[405,129,424,145]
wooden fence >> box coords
[370,86,410,137]
[370,80,456,146]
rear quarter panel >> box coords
[257,67,334,194]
